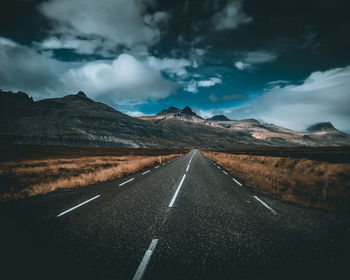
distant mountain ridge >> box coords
[307,122,335,132]
[140,105,221,127]
[1,90,349,148]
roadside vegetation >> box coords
[201,151,350,211]
[0,146,184,201]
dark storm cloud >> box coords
[36,0,171,56]
[0,37,67,98]
[211,0,252,30]
[0,37,183,102]
[0,0,189,103]
[1,0,350,130]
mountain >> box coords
[0,90,34,114]
[207,115,231,121]
[305,121,348,144]
[0,90,170,148]
[307,122,335,132]
[0,91,262,148]
[205,116,350,146]
[1,90,349,148]
[140,106,221,127]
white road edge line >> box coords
[119,178,135,186]
[223,171,228,175]
[142,170,150,175]
[132,239,158,280]
[232,178,243,186]
[254,196,277,215]
[56,195,100,217]
[186,163,190,172]
[169,174,186,207]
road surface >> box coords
[1,150,349,279]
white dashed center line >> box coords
[56,195,100,217]
[254,195,277,215]
[154,165,160,169]
[232,178,243,186]
[142,170,150,175]
[223,171,228,175]
[169,174,186,207]
[119,178,135,186]
[186,163,190,172]
[132,239,158,280]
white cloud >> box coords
[197,77,222,87]
[196,109,214,119]
[224,66,350,131]
[212,0,252,30]
[36,36,113,56]
[195,48,206,56]
[184,80,198,93]
[62,54,177,101]
[144,11,170,28]
[0,37,179,103]
[147,56,191,76]
[185,47,207,69]
[37,0,170,54]
[184,77,222,93]
[234,61,249,70]
[235,50,278,70]
[0,37,73,99]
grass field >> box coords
[209,146,350,163]
[201,150,350,211]
[0,145,185,201]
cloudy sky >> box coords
[1,0,350,131]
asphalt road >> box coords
[1,149,350,279]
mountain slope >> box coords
[208,117,350,146]
[140,106,221,127]
[307,122,336,132]
[207,115,231,121]
[0,91,265,148]
[0,90,170,148]
[1,90,349,148]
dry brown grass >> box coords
[201,151,350,211]
[0,154,180,201]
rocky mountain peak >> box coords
[307,122,335,132]
[75,91,90,100]
[181,106,196,116]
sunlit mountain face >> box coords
[1,0,349,131]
